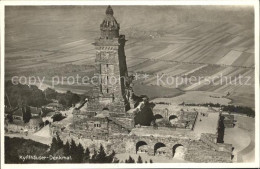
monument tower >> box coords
[89,6,130,113]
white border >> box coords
[0,0,257,5]
[0,3,5,169]
[0,0,259,168]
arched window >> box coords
[154,114,163,120]
[172,144,184,159]
[136,141,148,153]
[169,115,178,121]
[102,107,109,111]
[154,142,166,155]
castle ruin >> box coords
[50,6,233,163]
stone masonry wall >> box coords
[185,140,232,163]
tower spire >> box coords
[100,5,119,39]
[106,5,114,15]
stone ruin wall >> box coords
[50,122,232,163]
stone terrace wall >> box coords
[185,140,232,163]
[200,133,232,153]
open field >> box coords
[5,6,255,108]
[133,84,184,100]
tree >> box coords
[90,148,97,163]
[112,157,119,163]
[70,139,78,163]
[56,91,81,107]
[23,106,31,123]
[134,102,154,126]
[63,141,70,156]
[83,147,90,162]
[75,143,85,163]
[129,156,135,163]
[5,81,47,108]
[149,159,153,163]
[137,155,143,163]
[44,88,57,100]
[29,86,47,107]
[107,150,116,163]
[6,114,13,123]
[56,135,64,150]
[125,156,135,163]
[70,93,80,106]
[50,137,58,153]
[58,97,66,107]
[95,144,107,163]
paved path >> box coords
[224,115,255,163]
[34,125,51,138]
[235,116,255,162]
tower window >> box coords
[106,64,109,85]
[94,123,101,128]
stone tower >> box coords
[89,6,130,113]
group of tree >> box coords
[5,81,85,110]
[5,81,47,108]
[5,135,154,164]
[179,102,255,118]
[222,105,255,118]
[44,88,84,108]
[50,135,118,163]
[124,155,153,163]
